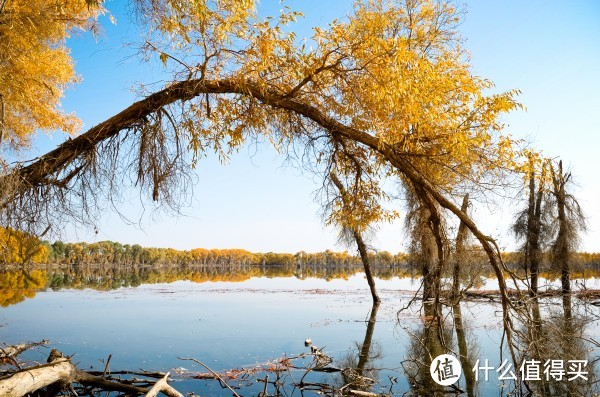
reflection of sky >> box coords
[2,277,598,396]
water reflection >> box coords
[453,302,477,396]
[516,296,598,396]
[0,269,46,306]
[0,264,414,307]
[403,304,451,396]
[401,297,599,396]
[337,303,382,392]
[1,265,600,396]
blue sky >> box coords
[29,0,600,253]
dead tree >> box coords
[550,160,586,295]
[512,157,550,297]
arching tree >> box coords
[1,0,528,363]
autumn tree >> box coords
[0,227,48,265]
[1,0,528,361]
[0,0,102,149]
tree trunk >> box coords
[354,230,380,304]
[452,303,475,397]
[530,163,546,296]
[330,172,380,304]
[452,194,469,301]
[552,161,571,294]
[0,359,76,397]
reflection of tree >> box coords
[452,303,477,397]
[518,298,598,396]
[43,263,413,291]
[337,303,382,392]
[403,302,480,396]
[403,304,446,396]
[0,269,46,306]
[0,264,414,307]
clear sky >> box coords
[28,0,600,253]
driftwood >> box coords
[0,347,184,397]
[145,372,184,397]
[0,358,75,397]
[0,340,49,360]
[347,390,379,397]
[0,341,393,397]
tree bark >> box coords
[526,162,546,297]
[0,359,77,397]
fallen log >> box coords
[0,358,75,397]
[0,349,184,397]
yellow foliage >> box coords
[139,0,525,233]
[0,0,103,148]
[0,227,49,265]
[0,269,47,307]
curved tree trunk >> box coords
[2,78,520,363]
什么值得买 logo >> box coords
[430,354,462,386]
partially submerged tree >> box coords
[549,160,586,295]
[405,185,445,308]
[512,153,552,296]
[329,171,382,304]
[512,156,586,298]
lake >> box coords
[1,265,599,396]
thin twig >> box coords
[178,357,242,397]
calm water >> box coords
[1,266,599,396]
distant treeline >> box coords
[42,240,600,271]
[1,226,599,270]
[44,240,410,268]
